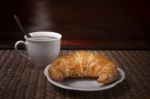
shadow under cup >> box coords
[25,32,62,66]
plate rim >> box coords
[44,65,125,91]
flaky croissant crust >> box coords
[48,51,118,84]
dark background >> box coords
[0,0,150,49]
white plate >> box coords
[44,65,125,91]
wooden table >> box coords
[0,50,149,99]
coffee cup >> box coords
[15,31,62,66]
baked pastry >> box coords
[48,51,118,84]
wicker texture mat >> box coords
[0,50,150,99]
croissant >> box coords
[48,51,118,84]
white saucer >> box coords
[44,65,125,91]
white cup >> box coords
[15,31,62,66]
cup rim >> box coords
[24,31,62,42]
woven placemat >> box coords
[0,50,150,99]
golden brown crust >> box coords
[48,51,118,84]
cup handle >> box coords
[15,40,30,59]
